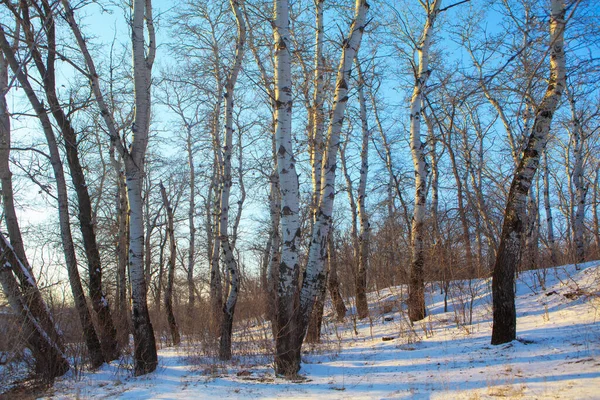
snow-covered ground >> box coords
[32,262,600,398]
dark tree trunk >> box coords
[17,1,118,361]
[112,153,131,348]
[327,232,347,322]
[492,0,566,345]
[160,183,181,346]
[0,49,65,355]
[0,25,105,369]
[0,248,70,379]
[305,284,326,343]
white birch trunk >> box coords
[310,0,325,222]
[407,0,441,322]
[62,0,157,371]
[568,91,587,264]
[127,0,158,375]
[298,0,369,341]
[273,0,302,377]
[218,0,246,361]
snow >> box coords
[38,262,600,399]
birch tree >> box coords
[270,0,369,376]
[491,0,567,345]
[407,0,441,322]
[218,0,246,361]
[272,0,302,376]
[566,86,588,264]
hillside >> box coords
[35,262,600,399]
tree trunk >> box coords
[408,0,441,322]
[355,58,370,319]
[309,0,325,225]
[0,243,70,379]
[491,0,566,345]
[19,1,118,360]
[160,183,181,346]
[273,0,302,377]
[62,0,158,373]
[0,46,65,357]
[297,0,369,360]
[0,26,105,369]
[327,231,347,321]
[187,127,196,316]
[112,151,131,347]
[568,89,587,264]
[0,52,68,379]
[543,152,557,265]
[127,0,158,375]
[218,0,246,361]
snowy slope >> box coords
[41,262,600,399]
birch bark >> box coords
[218,0,246,361]
[126,0,158,374]
[273,0,301,376]
[61,0,158,372]
[408,0,441,322]
[491,0,566,345]
[298,0,369,349]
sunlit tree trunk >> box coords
[298,0,369,354]
[272,0,301,376]
[218,0,246,361]
[125,0,158,375]
[408,0,441,322]
[61,0,158,373]
[492,0,566,345]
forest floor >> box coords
[11,261,600,399]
